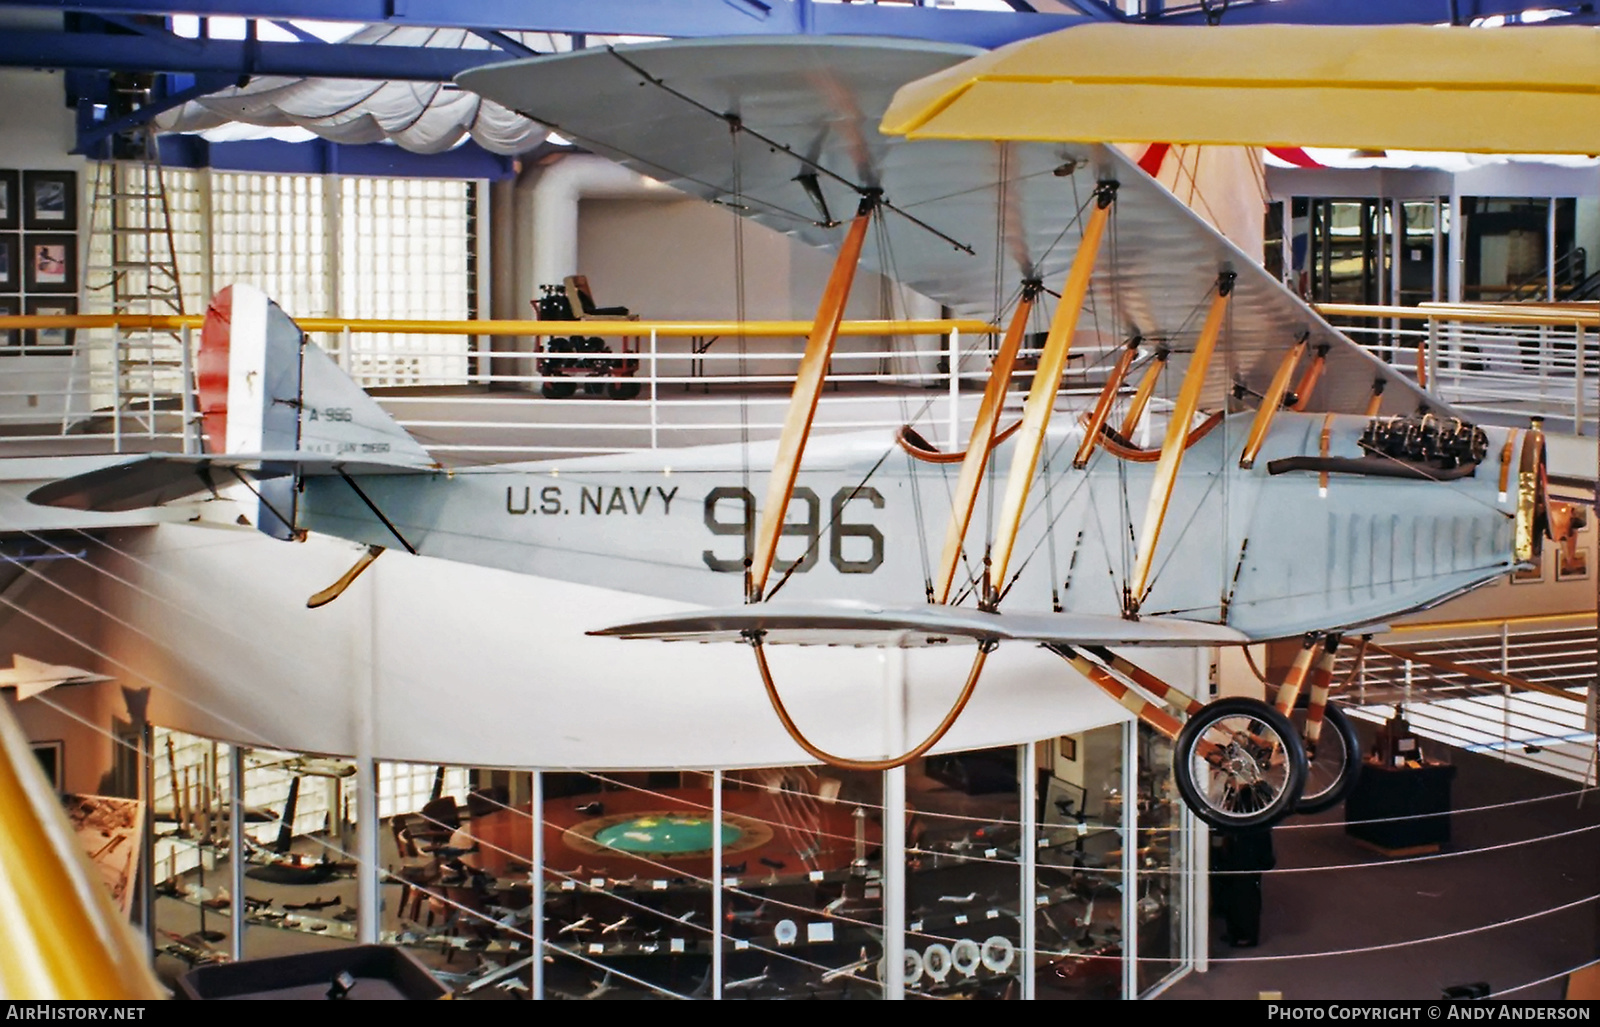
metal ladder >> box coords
[82,119,188,444]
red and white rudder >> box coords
[197,284,434,539]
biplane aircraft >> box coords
[26,36,1554,832]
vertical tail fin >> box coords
[197,285,436,539]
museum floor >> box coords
[1161,742,1600,1001]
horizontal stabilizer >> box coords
[589,600,1249,648]
[28,453,434,514]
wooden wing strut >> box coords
[1126,272,1234,616]
[1072,337,1140,470]
[1289,344,1329,411]
[931,281,1040,604]
[748,197,875,601]
[1118,346,1169,440]
[985,181,1117,606]
[1239,335,1308,469]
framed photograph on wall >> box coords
[0,297,18,349]
[25,296,76,353]
[0,234,17,294]
[32,741,63,792]
[0,171,17,231]
[1058,735,1078,762]
[23,170,76,231]
[23,234,75,294]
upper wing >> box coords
[460,36,1436,418]
[589,599,1248,648]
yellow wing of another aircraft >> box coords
[881,23,1600,155]
[458,35,1438,420]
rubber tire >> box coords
[1174,697,1307,832]
[607,379,641,401]
[1292,703,1362,814]
[541,378,576,399]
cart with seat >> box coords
[533,274,641,399]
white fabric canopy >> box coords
[154,26,568,155]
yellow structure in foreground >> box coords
[0,701,164,999]
[881,23,1600,154]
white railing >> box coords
[0,302,1591,462]
[1335,616,1597,784]
[0,315,1160,463]
[1318,302,1597,435]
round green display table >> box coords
[593,815,742,855]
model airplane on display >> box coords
[26,36,1558,832]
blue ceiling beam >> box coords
[72,72,235,155]
[267,18,325,43]
[0,29,500,78]
[0,0,1089,47]
[1154,0,1596,25]
[469,29,542,58]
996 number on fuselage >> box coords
[703,486,884,575]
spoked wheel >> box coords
[1292,703,1362,814]
[1173,697,1306,832]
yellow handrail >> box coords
[3,304,1587,334]
[0,314,997,338]
[1317,302,1600,329]
[1390,610,1596,634]
[0,700,165,999]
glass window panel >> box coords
[150,729,233,984]
[540,770,714,999]
[906,748,1022,999]
[237,747,359,959]
[1035,723,1125,999]
[1135,723,1182,995]
[720,765,885,999]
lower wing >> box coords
[589,600,1248,648]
